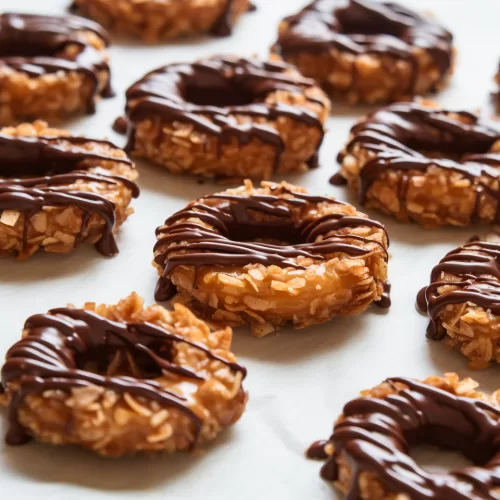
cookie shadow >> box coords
[381,218,476,248]
[0,247,104,284]
[328,102,379,118]
[109,34,214,48]
[132,158,236,200]
[230,310,382,363]
[132,156,339,200]
[1,424,237,491]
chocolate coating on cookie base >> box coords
[338,102,500,221]
[417,241,500,339]
[309,377,500,499]
[210,0,256,37]
[0,13,113,113]
[0,133,139,257]
[1,307,246,447]
[154,186,388,302]
[125,56,326,171]
[274,0,453,96]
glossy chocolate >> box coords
[124,56,325,170]
[337,102,500,221]
[374,280,391,308]
[0,133,139,257]
[154,185,388,301]
[418,241,500,339]
[306,439,329,459]
[112,116,129,135]
[0,12,113,113]
[210,0,239,37]
[1,306,246,446]
[309,377,500,499]
[274,0,453,95]
[329,172,348,186]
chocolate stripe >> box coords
[310,377,500,499]
[154,185,388,301]
[1,307,246,447]
[0,13,113,112]
[417,241,500,339]
[0,133,139,257]
[124,56,325,170]
[338,103,500,221]
[274,0,453,95]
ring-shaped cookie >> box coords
[122,56,329,180]
[0,121,138,259]
[417,239,500,369]
[336,102,500,227]
[153,181,389,337]
[0,13,113,124]
[70,0,254,41]
[0,293,247,456]
[308,374,500,499]
[272,0,454,104]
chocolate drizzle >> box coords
[274,0,453,97]
[124,56,325,170]
[306,439,330,459]
[329,171,348,186]
[337,102,500,221]
[374,280,391,308]
[112,116,129,135]
[211,0,240,37]
[154,185,389,302]
[1,307,246,447]
[309,377,500,499]
[417,241,500,339]
[0,133,139,257]
[0,13,113,113]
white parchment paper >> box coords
[0,0,499,498]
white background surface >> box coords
[1,0,500,498]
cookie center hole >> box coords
[338,20,407,38]
[184,81,255,107]
[335,2,409,38]
[0,161,81,179]
[76,345,168,379]
[409,446,475,474]
[0,31,70,58]
[406,425,496,472]
[225,218,302,246]
[408,140,495,161]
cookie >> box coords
[154,180,389,337]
